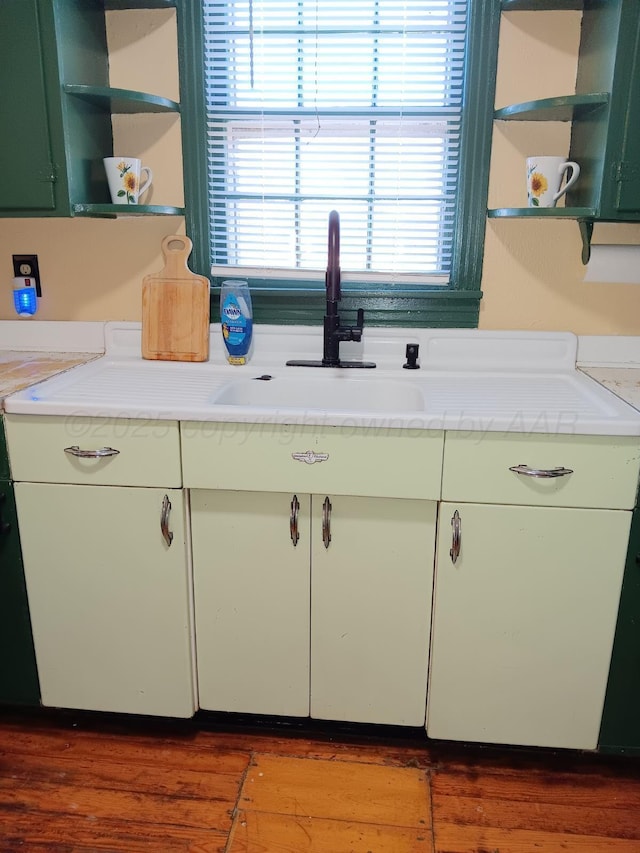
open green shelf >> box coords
[488,207,596,218]
[495,93,609,122]
[64,85,179,114]
[501,0,583,9]
[105,1,176,9]
[489,209,597,263]
[72,204,185,218]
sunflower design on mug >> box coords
[526,156,580,209]
[527,164,547,207]
[103,157,153,205]
[115,161,138,204]
[122,170,138,203]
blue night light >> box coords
[12,277,38,316]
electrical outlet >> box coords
[12,254,41,297]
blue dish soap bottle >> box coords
[220,279,253,365]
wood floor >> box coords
[0,709,638,852]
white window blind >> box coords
[204,0,467,285]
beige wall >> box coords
[485,11,640,334]
[1,8,640,334]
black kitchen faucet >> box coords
[287,210,376,368]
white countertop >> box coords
[5,323,640,436]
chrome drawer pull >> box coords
[509,464,573,479]
[64,445,120,459]
[290,494,300,547]
[160,494,174,547]
[450,509,461,564]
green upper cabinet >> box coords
[491,0,640,234]
[610,13,640,214]
[569,0,640,219]
[0,0,55,210]
[0,0,183,218]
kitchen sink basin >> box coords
[210,375,425,413]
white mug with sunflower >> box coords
[526,156,580,208]
[103,157,153,205]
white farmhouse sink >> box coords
[210,375,425,413]
[6,324,640,435]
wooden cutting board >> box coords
[142,235,210,362]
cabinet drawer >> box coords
[442,431,640,509]
[5,415,181,487]
[181,422,444,499]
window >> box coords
[179,0,500,326]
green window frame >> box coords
[177,0,500,327]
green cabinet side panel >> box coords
[568,0,621,213]
[0,482,40,706]
[569,0,640,217]
[50,0,113,207]
[0,419,40,705]
[615,12,640,213]
[0,424,8,481]
[599,506,640,753]
[0,0,55,210]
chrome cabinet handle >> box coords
[322,496,332,549]
[509,464,573,479]
[290,494,300,547]
[450,509,461,564]
[160,494,173,547]
[64,445,120,459]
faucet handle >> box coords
[403,343,420,370]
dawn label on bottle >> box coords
[222,293,252,363]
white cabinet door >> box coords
[311,495,436,726]
[191,490,311,717]
[14,483,195,718]
[427,502,630,750]
[191,491,435,726]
